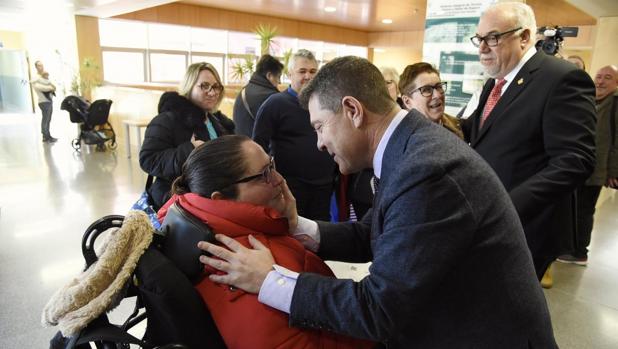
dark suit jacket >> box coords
[463,51,596,271]
[290,111,557,348]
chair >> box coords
[49,205,226,349]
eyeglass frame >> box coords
[197,81,224,94]
[407,82,448,98]
[230,157,276,185]
[470,27,522,47]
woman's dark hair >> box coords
[171,135,250,199]
[255,54,284,77]
[399,62,440,96]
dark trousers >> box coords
[574,184,602,258]
[39,101,53,139]
[287,177,333,221]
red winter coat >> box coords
[158,193,374,349]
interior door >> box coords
[0,48,33,113]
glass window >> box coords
[270,36,297,57]
[150,53,187,83]
[99,19,147,49]
[191,28,227,54]
[297,39,322,59]
[102,51,145,83]
[228,31,259,55]
[322,42,338,62]
[148,23,190,51]
[191,55,225,82]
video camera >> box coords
[535,26,579,56]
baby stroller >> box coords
[61,96,117,151]
[46,205,227,349]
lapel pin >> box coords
[517,78,524,85]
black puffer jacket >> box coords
[232,73,279,137]
[139,91,235,209]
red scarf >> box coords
[158,193,289,238]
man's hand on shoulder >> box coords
[197,234,274,294]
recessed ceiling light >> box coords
[382,19,393,24]
[324,7,336,13]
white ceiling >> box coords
[1,0,617,32]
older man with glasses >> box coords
[462,2,596,287]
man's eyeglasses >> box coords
[470,27,522,47]
[198,82,224,94]
[409,82,447,97]
[231,157,276,185]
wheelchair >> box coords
[48,204,227,349]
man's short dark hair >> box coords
[255,54,284,77]
[299,56,395,114]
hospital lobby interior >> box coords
[1,0,618,348]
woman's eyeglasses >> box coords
[198,82,224,94]
[409,82,447,97]
[231,157,276,185]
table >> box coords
[122,119,150,158]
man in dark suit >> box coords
[197,56,557,348]
[463,2,596,280]
[252,49,336,221]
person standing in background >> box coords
[233,55,283,137]
[399,62,463,139]
[380,66,405,109]
[32,61,58,143]
[463,2,596,287]
[252,49,336,221]
[558,65,618,265]
[567,55,586,71]
[140,62,235,210]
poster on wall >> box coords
[422,0,497,116]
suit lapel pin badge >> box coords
[517,78,524,85]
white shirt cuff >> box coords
[257,265,299,314]
[291,216,320,252]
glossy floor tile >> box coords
[1,111,617,348]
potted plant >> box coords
[254,24,278,55]
[71,57,102,100]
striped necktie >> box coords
[480,78,506,129]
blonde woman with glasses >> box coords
[140,62,235,210]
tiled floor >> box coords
[1,111,617,348]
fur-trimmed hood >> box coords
[158,91,205,129]
[157,91,235,132]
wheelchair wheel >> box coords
[72,138,81,151]
[108,139,118,150]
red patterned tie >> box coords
[480,78,506,128]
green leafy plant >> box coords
[254,24,278,55]
[231,60,246,82]
[281,49,293,77]
[230,56,257,82]
[71,57,102,98]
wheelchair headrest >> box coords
[159,203,215,283]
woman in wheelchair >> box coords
[157,135,373,349]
